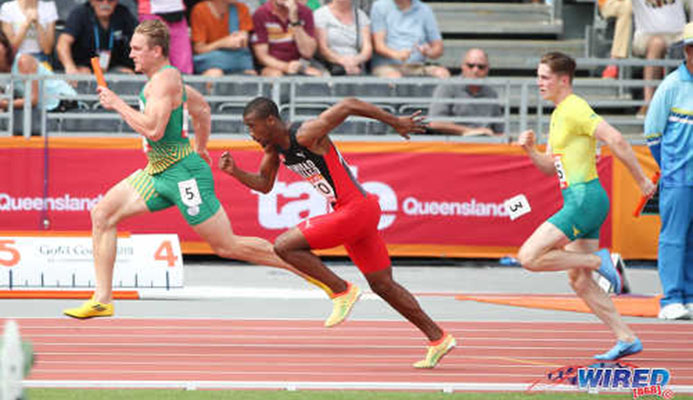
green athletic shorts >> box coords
[548,178,609,241]
[126,153,221,226]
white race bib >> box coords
[98,50,111,70]
[139,99,150,152]
[178,178,203,209]
[308,175,336,203]
[504,194,531,221]
[181,103,189,138]
[553,155,568,188]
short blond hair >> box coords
[135,19,169,57]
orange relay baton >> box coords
[90,57,107,88]
[633,171,660,217]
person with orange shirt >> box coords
[190,0,256,78]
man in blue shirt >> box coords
[56,0,137,75]
[369,0,448,79]
[644,22,693,320]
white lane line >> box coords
[21,380,693,394]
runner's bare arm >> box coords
[185,84,212,162]
[98,68,179,141]
[297,97,424,148]
[594,120,656,197]
[219,148,281,193]
[517,129,555,175]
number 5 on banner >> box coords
[154,240,178,267]
[0,240,20,267]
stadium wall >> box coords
[0,137,659,260]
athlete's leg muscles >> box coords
[274,228,348,295]
[565,239,637,342]
[517,222,601,272]
[90,178,150,303]
[193,207,334,296]
[364,267,443,342]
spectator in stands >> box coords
[314,0,371,75]
[427,48,503,136]
[644,22,693,320]
[298,0,321,11]
[0,31,77,135]
[56,0,137,75]
[631,0,686,118]
[190,0,256,81]
[0,0,57,61]
[251,0,325,77]
[138,0,193,74]
[597,0,632,79]
[369,0,448,79]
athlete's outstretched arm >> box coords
[219,148,281,194]
[97,68,179,141]
[296,97,425,148]
[594,120,656,197]
[185,84,212,163]
[517,130,555,175]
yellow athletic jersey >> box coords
[548,94,603,188]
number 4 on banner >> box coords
[154,240,178,267]
[504,194,532,221]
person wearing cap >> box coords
[644,22,693,320]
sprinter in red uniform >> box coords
[219,97,455,368]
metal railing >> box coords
[0,56,683,142]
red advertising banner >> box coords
[1,138,615,258]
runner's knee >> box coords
[90,202,115,231]
[517,247,540,272]
[366,274,396,297]
[273,234,292,260]
[273,231,305,260]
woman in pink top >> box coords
[138,0,193,73]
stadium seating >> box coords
[0,0,682,141]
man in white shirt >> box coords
[631,0,686,117]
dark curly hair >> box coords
[0,30,14,71]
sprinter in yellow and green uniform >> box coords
[63,19,332,321]
[546,93,609,242]
[516,52,655,361]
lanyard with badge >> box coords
[93,24,114,70]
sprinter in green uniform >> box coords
[64,19,332,319]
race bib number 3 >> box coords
[553,155,568,189]
[504,194,531,221]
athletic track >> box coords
[7,318,693,393]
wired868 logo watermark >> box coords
[528,362,675,399]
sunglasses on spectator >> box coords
[465,63,488,70]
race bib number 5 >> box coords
[178,178,203,216]
[553,155,568,189]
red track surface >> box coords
[6,318,693,389]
